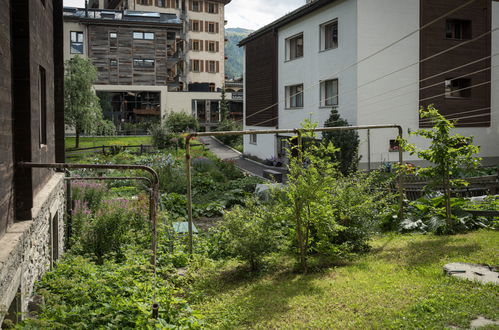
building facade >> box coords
[64,0,231,129]
[240,0,499,167]
[0,0,65,325]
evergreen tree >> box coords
[322,108,360,175]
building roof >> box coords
[63,7,182,28]
[239,0,336,46]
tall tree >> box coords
[64,56,102,148]
[220,87,230,122]
[322,108,360,175]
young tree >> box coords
[400,105,481,229]
[220,87,230,122]
[322,108,360,175]
[64,56,103,148]
[285,120,342,272]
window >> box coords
[446,19,472,40]
[133,58,155,67]
[133,32,155,40]
[286,33,303,61]
[320,19,338,51]
[109,32,118,39]
[39,66,47,146]
[110,59,118,66]
[192,40,200,51]
[207,2,218,13]
[207,60,216,73]
[191,59,200,72]
[206,22,219,33]
[191,0,202,12]
[445,78,472,98]
[137,0,152,5]
[208,41,216,52]
[158,0,166,6]
[250,133,257,145]
[389,139,400,152]
[286,84,304,108]
[70,31,84,54]
[191,20,202,32]
[209,83,216,92]
[320,79,338,106]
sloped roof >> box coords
[239,0,336,46]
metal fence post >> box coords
[185,136,194,255]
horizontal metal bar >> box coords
[65,176,152,186]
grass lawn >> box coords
[193,230,499,329]
[65,136,152,150]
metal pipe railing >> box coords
[184,124,405,255]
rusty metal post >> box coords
[185,136,194,255]
[396,126,405,221]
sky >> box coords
[62,0,305,30]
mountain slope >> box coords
[225,28,253,79]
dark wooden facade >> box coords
[420,0,491,127]
[88,25,176,85]
[0,0,64,234]
[244,31,278,127]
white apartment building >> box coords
[241,0,499,167]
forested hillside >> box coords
[225,28,253,79]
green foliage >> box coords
[164,112,199,133]
[149,124,184,150]
[220,88,230,121]
[322,108,360,175]
[64,56,104,147]
[224,28,253,79]
[400,105,481,231]
[216,120,243,148]
[71,181,107,212]
[285,120,342,272]
[20,252,201,329]
[215,200,286,270]
[92,119,116,136]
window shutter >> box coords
[216,41,219,52]
[189,0,193,11]
[200,40,204,51]
[205,1,208,12]
[200,60,204,72]
[200,20,204,32]
[205,21,209,32]
[205,40,209,51]
[215,23,219,34]
[189,20,192,31]
[189,60,193,72]
[216,61,219,73]
[189,39,193,50]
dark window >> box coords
[207,2,218,13]
[250,133,257,145]
[192,1,202,12]
[321,79,338,106]
[133,59,155,67]
[70,31,84,54]
[286,84,304,108]
[389,139,400,152]
[445,78,472,98]
[158,0,166,6]
[321,20,338,50]
[446,19,472,40]
[286,34,303,61]
[39,66,47,146]
[208,22,215,33]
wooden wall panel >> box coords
[245,31,278,127]
[420,0,491,127]
[0,0,13,236]
[89,25,171,86]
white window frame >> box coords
[320,19,338,51]
[249,132,257,145]
[285,33,304,61]
[285,84,304,109]
[320,79,339,107]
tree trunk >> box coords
[75,129,80,148]
[295,201,307,273]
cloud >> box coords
[63,0,305,30]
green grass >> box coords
[192,230,499,329]
[65,136,152,150]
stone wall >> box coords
[0,173,65,323]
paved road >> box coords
[198,136,276,179]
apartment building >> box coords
[0,0,66,325]
[240,0,499,167]
[64,0,231,129]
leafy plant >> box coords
[149,124,184,150]
[400,105,481,232]
[163,112,199,133]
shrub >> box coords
[149,124,183,150]
[164,112,199,133]
[71,181,107,212]
[92,119,116,136]
[216,120,242,148]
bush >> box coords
[214,200,286,270]
[164,112,199,133]
[216,120,242,148]
[149,124,184,150]
[92,119,116,136]
[71,181,107,212]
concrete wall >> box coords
[278,0,358,133]
[63,21,88,61]
[0,174,65,324]
[242,126,277,161]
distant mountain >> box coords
[225,28,253,80]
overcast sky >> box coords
[63,0,305,30]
